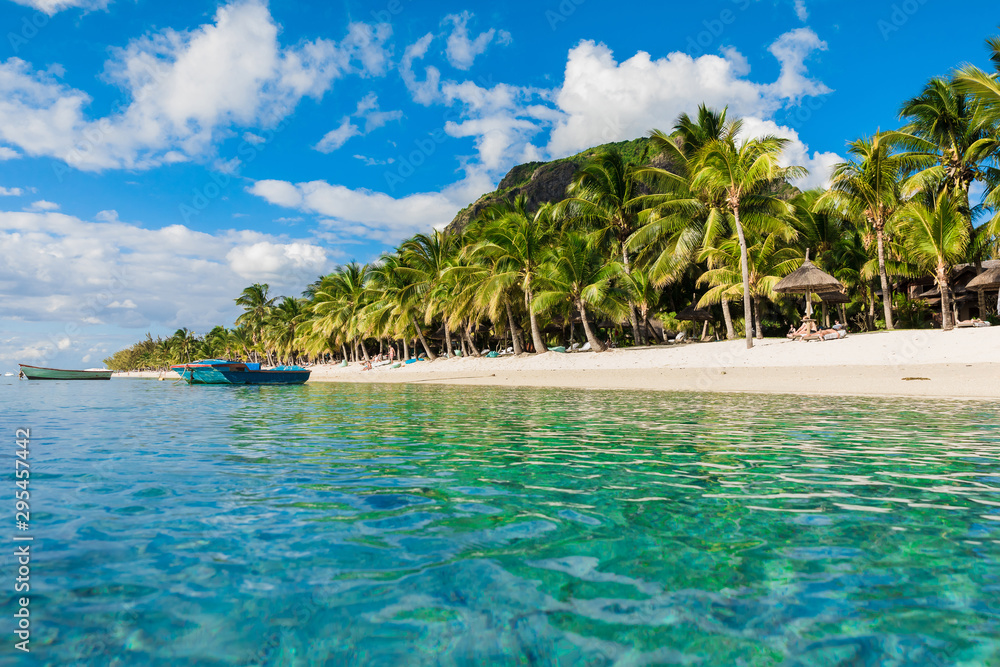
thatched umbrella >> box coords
[677,294,712,341]
[966,266,1000,315]
[773,250,844,323]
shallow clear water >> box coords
[2,377,1000,666]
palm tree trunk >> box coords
[700,320,709,341]
[402,338,409,361]
[938,264,953,331]
[504,300,524,355]
[411,316,437,360]
[875,226,894,330]
[733,207,754,349]
[444,326,453,357]
[577,301,605,352]
[753,296,764,339]
[721,298,735,340]
[525,285,548,354]
[621,246,643,346]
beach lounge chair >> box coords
[579,341,592,352]
[548,346,567,353]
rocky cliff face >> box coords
[446,137,659,234]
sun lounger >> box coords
[548,346,567,353]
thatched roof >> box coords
[966,267,1000,290]
[820,290,851,304]
[676,303,712,322]
[774,257,844,294]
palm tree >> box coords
[367,253,437,360]
[632,105,740,339]
[235,283,276,359]
[311,263,372,362]
[891,76,1000,315]
[817,134,920,331]
[692,130,806,347]
[697,233,800,339]
[470,196,558,354]
[895,190,970,330]
[558,148,662,345]
[266,297,305,364]
[400,230,459,355]
[533,232,626,352]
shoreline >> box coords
[116,328,1000,400]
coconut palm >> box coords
[469,196,558,354]
[533,232,626,352]
[400,230,459,356]
[632,105,740,339]
[895,190,970,330]
[817,134,921,331]
[558,148,663,345]
[367,252,437,360]
[691,130,806,347]
[235,283,276,357]
[311,263,372,362]
[697,232,800,339]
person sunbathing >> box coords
[787,320,817,339]
[801,327,846,341]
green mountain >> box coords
[446,137,665,233]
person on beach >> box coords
[787,320,817,339]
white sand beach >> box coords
[118,328,1000,399]
[295,327,1000,399]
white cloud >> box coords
[794,0,809,21]
[242,132,266,145]
[314,93,402,152]
[248,176,492,243]
[738,117,840,190]
[0,1,392,171]
[400,34,442,105]
[354,93,403,133]
[107,299,137,309]
[545,31,831,158]
[8,0,109,16]
[767,28,831,102]
[0,187,23,196]
[0,209,333,334]
[226,242,328,281]
[28,200,59,211]
[443,11,508,70]
[315,118,361,153]
[0,147,19,160]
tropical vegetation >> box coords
[104,35,1000,371]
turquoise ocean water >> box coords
[2,376,999,665]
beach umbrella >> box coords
[676,294,712,322]
[966,266,1000,314]
[773,250,844,322]
[677,293,712,341]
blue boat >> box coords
[170,360,310,385]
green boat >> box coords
[19,364,113,380]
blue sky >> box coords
[1,0,997,369]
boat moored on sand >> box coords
[170,359,310,385]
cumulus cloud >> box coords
[248,176,492,242]
[0,187,23,196]
[0,209,333,338]
[28,200,59,211]
[8,0,109,16]
[443,11,510,70]
[738,117,841,190]
[315,93,403,153]
[545,30,831,158]
[0,0,392,171]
